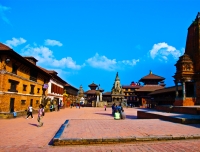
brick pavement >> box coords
[0,107,200,151]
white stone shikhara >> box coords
[80,97,85,104]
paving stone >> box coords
[0,107,200,151]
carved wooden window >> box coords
[30,85,35,94]
[12,64,18,74]
[23,85,27,91]
[8,79,19,92]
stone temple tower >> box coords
[111,72,124,103]
[173,12,200,106]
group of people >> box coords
[26,104,45,127]
[112,103,126,120]
[50,101,62,112]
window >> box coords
[21,100,26,105]
[23,85,27,91]
[12,64,18,74]
[36,100,39,104]
[8,79,19,92]
[30,85,35,94]
[37,88,40,93]
[30,69,38,82]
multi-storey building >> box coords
[122,82,142,106]
[64,83,79,107]
[0,43,51,118]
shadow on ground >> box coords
[28,123,38,127]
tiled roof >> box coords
[0,43,12,51]
[136,85,164,92]
[89,82,98,87]
[122,85,142,89]
[85,90,97,94]
[149,85,182,95]
[103,92,111,95]
[140,73,165,81]
[65,83,79,90]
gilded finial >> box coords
[150,70,152,74]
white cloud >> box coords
[86,53,139,71]
[5,37,26,48]
[0,4,11,25]
[150,42,183,61]
[44,39,63,47]
[121,59,139,66]
[21,45,84,70]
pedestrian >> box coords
[54,103,57,111]
[79,103,80,109]
[57,101,60,111]
[50,104,53,112]
[120,109,126,120]
[26,105,34,119]
[37,104,44,127]
[112,103,116,116]
[104,105,106,111]
[70,103,73,108]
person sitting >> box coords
[50,104,53,112]
[112,103,116,116]
[120,109,126,119]
[114,110,121,120]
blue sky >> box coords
[0,0,199,92]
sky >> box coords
[0,0,199,92]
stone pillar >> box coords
[182,81,186,99]
[96,95,99,102]
[194,82,196,98]
[175,81,179,98]
[100,92,102,101]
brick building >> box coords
[173,12,200,106]
[122,82,142,106]
[0,43,51,118]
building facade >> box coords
[122,82,142,106]
[0,43,51,118]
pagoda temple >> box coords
[136,70,165,107]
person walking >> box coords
[37,104,44,127]
[104,105,106,111]
[26,105,34,119]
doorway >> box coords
[10,98,15,112]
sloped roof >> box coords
[149,85,182,95]
[0,43,11,51]
[103,92,111,95]
[122,85,142,89]
[65,83,78,91]
[140,73,165,81]
[85,90,97,94]
[89,82,98,87]
[136,85,164,92]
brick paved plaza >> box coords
[0,107,200,152]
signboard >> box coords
[43,84,49,89]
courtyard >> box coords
[0,107,200,152]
